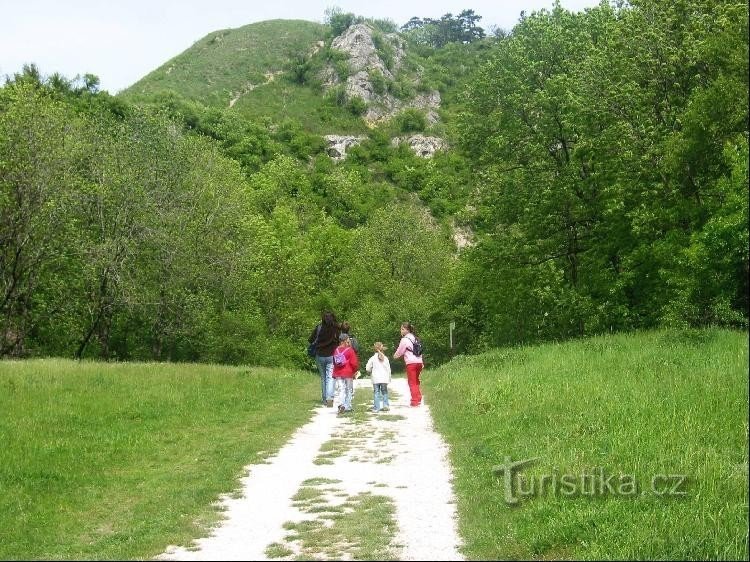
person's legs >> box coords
[344,378,354,411]
[406,363,423,406]
[382,383,390,410]
[315,355,327,404]
[372,383,383,411]
[335,377,345,411]
[324,357,335,404]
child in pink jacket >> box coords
[393,322,423,406]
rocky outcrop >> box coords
[391,134,448,158]
[331,24,402,86]
[324,24,440,125]
[324,135,366,161]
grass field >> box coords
[0,359,319,560]
[424,328,749,560]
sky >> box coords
[1,0,601,94]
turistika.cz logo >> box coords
[492,456,689,505]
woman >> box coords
[309,311,339,407]
[393,322,424,407]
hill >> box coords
[121,18,491,138]
[122,20,326,110]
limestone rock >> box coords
[331,24,400,82]
[324,135,366,161]
[324,23,439,125]
[391,135,448,158]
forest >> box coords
[1,0,747,366]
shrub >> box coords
[369,70,387,95]
[324,85,347,107]
[347,95,367,116]
[388,77,416,100]
[326,8,357,37]
[395,108,427,133]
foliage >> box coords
[401,10,485,48]
[0,67,459,364]
[394,108,427,133]
[455,0,749,346]
[347,95,367,116]
[3,1,747,362]
[368,70,388,95]
[325,7,358,37]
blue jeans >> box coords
[316,355,335,403]
[373,383,389,411]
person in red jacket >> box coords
[332,333,359,414]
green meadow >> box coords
[0,359,318,560]
[1,329,747,560]
[425,328,749,560]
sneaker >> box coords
[337,405,345,414]
[326,399,334,407]
[369,408,380,413]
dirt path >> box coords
[157,377,463,561]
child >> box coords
[332,333,359,414]
[393,322,423,407]
[366,342,391,412]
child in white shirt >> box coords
[366,342,392,412]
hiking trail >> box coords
[157,377,463,561]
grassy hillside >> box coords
[231,76,370,134]
[122,19,326,108]
[424,329,749,560]
[0,359,319,559]
[120,18,492,136]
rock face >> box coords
[391,135,448,158]
[324,24,440,125]
[324,135,366,161]
[331,24,401,88]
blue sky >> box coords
[1,0,601,93]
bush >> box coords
[395,108,427,133]
[347,95,367,116]
[372,32,396,71]
[326,9,357,37]
[369,70,387,95]
[388,77,416,100]
[324,85,347,107]
[366,18,399,33]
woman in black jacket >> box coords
[309,311,339,407]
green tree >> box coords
[0,83,80,355]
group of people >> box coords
[307,312,424,415]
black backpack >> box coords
[307,324,321,357]
[410,335,423,357]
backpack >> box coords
[307,324,321,358]
[349,335,360,353]
[409,335,423,357]
[333,347,347,367]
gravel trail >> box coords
[157,377,463,561]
